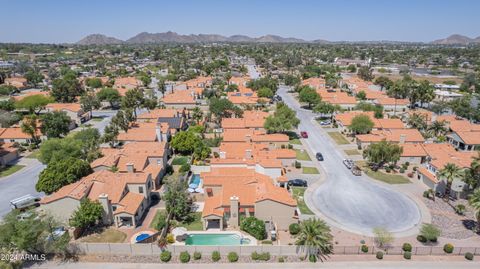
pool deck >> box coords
[173,230,257,246]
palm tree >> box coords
[428,120,447,138]
[438,163,464,201]
[20,114,39,144]
[468,188,480,232]
[463,153,480,190]
[191,106,203,124]
[408,113,427,131]
[294,218,333,262]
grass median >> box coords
[295,149,311,161]
[327,132,350,145]
[292,187,314,215]
[0,165,25,178]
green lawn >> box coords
[80,228,127,243]
[327,132,350,145]
[180,212,203,231]
[91,117,104,122]
[291,187,314,215]
[295,149,311,161]
[150,209,167,230]
[0,165,25,178]
[26,150,41,159]
[289,138,302,145]
[356,161,410,184]
[172,156,189,165]
[302,167,319,174]
[344,149,361,155]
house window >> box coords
[112,206,117,211]
[139,186,144,194]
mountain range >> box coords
[76,32,480,45]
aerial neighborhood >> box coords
[1,2,480,267]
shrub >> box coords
[212,251,221,262]
[399,168,405,173]
[423,191,430,198]
[166,234,175,244]
[240,217,266,240]
[413,166,418,171]
[309,254,317,263]
[193,251,201,260]
[443,243,454,254]
[288,144,293,149]
[213,152,219,158]
[376,251,384,260]
[455,204,466,215]
[289,223,300,235]
[360,239,366,244]
[403,251,412,260]
[361,244,369,253]
[180,163,191,173]
[385,167,391,173]
[153,211,167,231]
[179,251,190,263]
[420,223,441,243]
[405,162,410,166]
[278,256,285,262]
[252,251,270,261]
[402,243,412,252]
[416,235,427,243]
[227,252,238,262]
[295,161,301,169]
[465,252,474,260]
[160,251,172,262]
[261,240,272,245]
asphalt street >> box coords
[277,86,421,235]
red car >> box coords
[300,131,308,138]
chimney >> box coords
[399,134,407,144]
[229,196,239,229]
[155,122,163,142]
[126,163,135,173]
[98,194,113,225]
[245,149,252,159]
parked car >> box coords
[343,159,354,169]
[300,131,308,138]
[316,152,324,161]
[320,120,331,126]
[351,166,362,176]
[10,194,40,210]
[287,179,308,187]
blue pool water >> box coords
[189,174,201,188]
[135,233,151,242]
[185,233,251,245]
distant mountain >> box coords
[431,34,480,45]
[76,34,124,45]
[76,32,480,45]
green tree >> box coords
[39,137,83,164]
[284,74,301,86]
[163,179,191,221]
[374,76,393,91]
[294,218,333,262]
[356,90,366,100]
[36,157,92,194]
[112,110,131,132]
[121,89,144,118]
[209,97,242,122]
[299,86,321,108]
[408,113,428,131]
[102,123,119,148]
[157,78,166,96]
[21,114,39,143]
[468,188,480,231]
[349,114,374,134]
[14,94,54,114]
[246,77,278,93]
[85,77,102,88]
[72,128,101,162]
[171,130,201,154]
[51,72,83,103]
[427,120,447,138]
[355,102,384,118]
[0,211,70,256]
[97,87,121,108]
[313,101,340,119]
[438,163,464,201]
[264,102,300,133]
[416,80,435,108]
[40,111,71,138]
[0,99,16,111]
[80,92,101,117]
[0,85,18,96]
[25,70,44,87]
[257,87,274,98]
[358,66,374,81]
[192,106,203,124]
[240,217,266,240]
[363,140,403,169]
[347,64,357,73]
[140,75,152,87]
[69,199,104,229]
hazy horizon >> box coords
[1,0,479,43]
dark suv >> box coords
[316,152,324,161]
[287,179,308,187]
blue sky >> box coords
[1,0,479,43]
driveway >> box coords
[247,64,261,79]
[277,86,421,236]
[0,158,45,217]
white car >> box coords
[343,159,354,169]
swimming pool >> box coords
[189,174,201,188]
[135,233,151,242]
[185,233,251,245]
